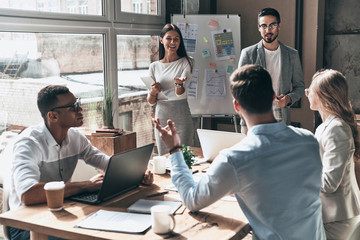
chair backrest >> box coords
[2,187,10,240]
[1,141,15,240]
[0,111,7,134]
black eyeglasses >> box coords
[259,22,279,30]
[50,98,81,112]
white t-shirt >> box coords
[264,46,281,95]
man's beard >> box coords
[263,33,278,44]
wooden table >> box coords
[0,148,249,240]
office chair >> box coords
[1,141,14,240]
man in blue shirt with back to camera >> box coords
[154,64,325,239]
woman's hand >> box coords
[150,82,162,95]
[174,77,187,85]
[174,77,186,95]
[148,82,162,104]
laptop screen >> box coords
[97,143,154,202]
[197,129,245,161]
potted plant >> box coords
[102,88,114,129]
[181,144,196,170]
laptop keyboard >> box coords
[71,191,99,202]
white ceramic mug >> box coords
[151,205,176,234]
[153,156,167,174]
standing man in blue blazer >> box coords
[238,7,304,133]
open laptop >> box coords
[197,129,245,161]
[70,143,154,204]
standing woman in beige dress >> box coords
[306,69,360,239]
[147,24,194,155]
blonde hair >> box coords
[311,69,360,159]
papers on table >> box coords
[164,184,178,192]
[75,199,182,233]
[75,210,151,233]
[127,199,182,215]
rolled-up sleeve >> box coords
[79,134,109,172]
[12,139,42,200]
[170,151,237,212]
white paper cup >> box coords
[151,205,176,234]
[153,156,167,174]
[44,181,65,211]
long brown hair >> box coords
[311,69,360,159]
[158,24,193,73]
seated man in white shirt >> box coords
[7,85,153,240]
[154,64,326,239]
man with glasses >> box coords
[238,8,304,133]
[6,85,153,239]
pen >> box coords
[146,191,169,198]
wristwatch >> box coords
[175,83,183,88]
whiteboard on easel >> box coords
[172,14,241,116]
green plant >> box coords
[181,144,196,169]
[102,88,114,129]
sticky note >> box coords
[227,65,234,74]
[201,49,211,58]
[208,19,219,28]
[203,37,208,43]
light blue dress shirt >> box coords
[170,121,326,240]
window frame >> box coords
[115,0,165,25]
[0,0,165,129]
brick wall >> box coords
[0,79,46,127]
[118,94,154,148]
[0,80,153,148]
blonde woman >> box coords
[306,69,360,239]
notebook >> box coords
[140,76,167,100]
[197,129,246,161]
[70,143,154,204]
[127,199,182,215]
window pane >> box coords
[121,0,157,15]
[1,0,103,16]
[117,34,158,146]
[0,32,104,134]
